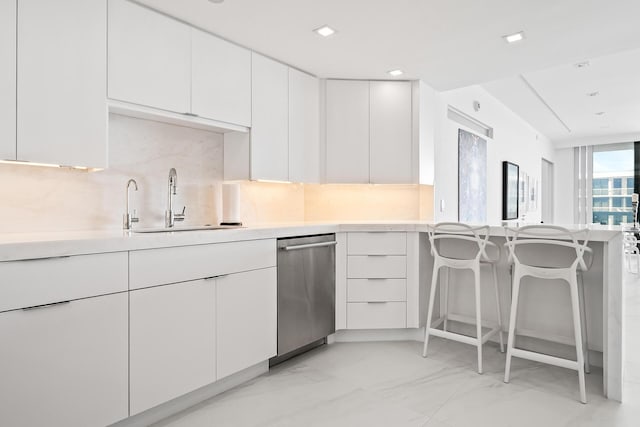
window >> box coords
[593,197,609,208]
[592,143,634,225]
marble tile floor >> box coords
[155,271,640,427]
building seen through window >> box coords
[592,143,634,225]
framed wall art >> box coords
[502,161,519,220]
[458,129,487,223]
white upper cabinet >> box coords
[326,80,370,183]
[325,79,414,184]
[17,0,107,168]
[289,68,320,183]
[0,0,16,161]
[369,81,413,183]
[191,28,251,126]
[108,0,191,114]
[251,53,289,181]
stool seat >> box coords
[422,222,504,374]
[503,225,592,404]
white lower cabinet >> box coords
[130,279,216,415]
[338,232,419,330]
[347,302,407,329]
[217,267,277,379]
[0,292,128,427]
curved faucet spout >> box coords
[166,168,185,227]
[168,168,177,195]
[124,178,139,230]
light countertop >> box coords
[0,221,623,262]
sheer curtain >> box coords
[573,146,592,225]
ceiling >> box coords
[135,0,640,144]
[483,48,640,145]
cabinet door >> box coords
[289,68,320,183]
[326,80,370,183]
[251,53,289,181]
[108,0,190,114]
[217,268,277,379]
[17,0,107,168]
[0,0,16,161]
[370,81,413,183]
[191,28,251,126]
[130,279,216,415]
[0,293,128,427]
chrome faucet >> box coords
[123,179,140,231]
[165,168,186,228]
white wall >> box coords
[432,85,556,225]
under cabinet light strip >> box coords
[519,75,572,134]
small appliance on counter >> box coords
[220,182,242,226]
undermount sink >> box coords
[132,225,243,234]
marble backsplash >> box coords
[0,114,225,232]
[0,114,433,233]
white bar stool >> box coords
[422,223,504,374]
[503,225,592,404]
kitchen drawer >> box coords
[347,302,406,329]
[347,255,406,279]
[0,252,128,312]
[129,239,276,290]
[347,232,406,255]
[347,279,406,302]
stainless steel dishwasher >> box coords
[271,234,336,365]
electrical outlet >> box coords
[440,199,445,212]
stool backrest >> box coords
[427,222,496,262]
[504,225,591,271]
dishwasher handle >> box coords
[281,241,337,251]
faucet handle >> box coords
[174,206,186,222]
[131,209,139,223]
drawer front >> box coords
[130,239,276,290]
[0,252,128,312]
[347,232,406,255]
[347,279,406,302]
[347,255,406,279]
[347,302,406,329]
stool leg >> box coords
[569,275,587,404]
[473,266,483,374]
[504,269,521,383]
[423,264,440,358]
[443,267,450,332]
[577,272,590,374]
[492,264,505,353]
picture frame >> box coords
[502,161,519,220]
[458,129,487,223]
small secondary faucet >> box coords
[165,168,186,228]
[123,178,139,231]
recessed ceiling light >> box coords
[575,61,590,68]
[503,31,525,43]
[595,111,606,116]
[314,25,336,37]
[208,0,225,3]
[388,69,404,77]
[587,91,600,97]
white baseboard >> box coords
[109,361,269,427]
